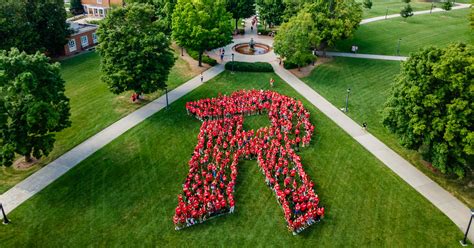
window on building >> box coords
[81,35,89,47]
[97,0,102,4]
[94,8,98,16]
[68,39,77,52]
[99,9,104,17]
[92,33,98,44]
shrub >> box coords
[283,57,314,70]
[363,0,373,9]
[187,49,218,66]
[441,1,453,10]
[225,61,274,72]
[258,29,276,36]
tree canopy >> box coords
[274,10,316,69]
[226,0,255,30]
[363,0,372,9]
[125,0,176,34]
[273,0,362,55]
[0,48,71,165]
[172,0,233,66]
[0,0,70,56]
[382,43,473,178]
[69,0,84,15]
[256,0,286,28]
[0,1,38,54]
[400,4,414,19]
[97,3,176,95]
[307,0,362,50]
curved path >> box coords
[1,7,472,243]
[361,3,471,24]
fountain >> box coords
[233,38,271,55]
[249,38,256,51]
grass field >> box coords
[358,0,433,18]
[336,9,472,55]
[302,57,474,208]
[0,51,197,193]
[0,72,464,247]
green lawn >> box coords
[358,0,434,18]
[0,51,197,193]
[336,9,472,55]
[0,71,464,247]
[302,57,474,208]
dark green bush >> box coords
[258,29,276,36]
[283,58,314,70]
[225,62,274,72]
[187,49,218,66]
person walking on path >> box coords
[201,73,204,83]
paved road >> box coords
[0,64,225,215]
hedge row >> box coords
[225,61,274,72]
[283,58,314,70]
[187,49,218,66]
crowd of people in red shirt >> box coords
[173,90,324,234]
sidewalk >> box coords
[361,3,471,24]
[271,62,473,242]
[0,65,225,215]
[316,51,407,61]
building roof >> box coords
[68,21,97,36]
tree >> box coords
[0,48,71,166]
[281,0,312,22]
[256,0,286,29]
[382,43,474,178]
[226,0,255,31]
[172,0,233,66]
[97,3,175,97]
[125,0,176,34]
[307,0,363,50]
[0,0,70,56]
[402,0,410,3]
[69,0,84,15]
[0,1,38,54]
[441,0,453,11]
[25,0,71,56]
[363,0,372,9]
[400,4,414,20]
[274,10,316,70]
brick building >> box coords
[82,0,124,18]
[63,22,98,56]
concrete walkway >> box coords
[2,9,472,243]
[271,62,473,242]
[0,64,225,215]
[316,51,407,61]
[361,3,471,24]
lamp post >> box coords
[460,209,474,246]
[165,87,169,109]
[396,38,402,56]
[345,88,351,113]
[231,53,235,74]
[385,8,389,19]
[0,203,10,225]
